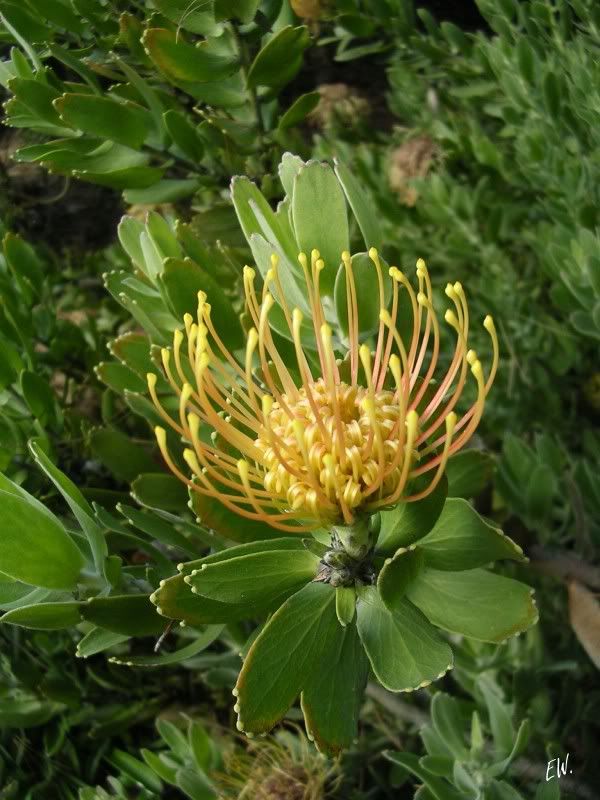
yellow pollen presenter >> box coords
[147,248,498,533]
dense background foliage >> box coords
[0,0,598,798]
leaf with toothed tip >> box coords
[356,586,453,692]
[407,568,538,643]
[177,537,306,575]
[416,498,526,571]
[301,614,368,756]
[235,582,341,735]
[185,549,319,606]
[152,540,313,625]
[81,595,165,636]
[292,161,349,295]
[152,573,241,625]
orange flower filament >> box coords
[148,249,498,532]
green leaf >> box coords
[190,491,284,543]
[335,586,356,626]
[334,159,382,251]
[534,774,561,799]
[109,625,223,667]
[95,361,148,394]
[0,487,83,589]
[278,91,320,130]
[214,0,259,22]
[76,627,130,658]
[160,257,243,352]
[176,767,216,800]
[188,719,214,772]
[417,498,525,571]
[247,25,310,89]
[54,94,152,149]
[3,231,43,293]
[334,251,391,339]
[152,0,223,34]
[376,476,447,555]
[81,594,165,636]
[278,151,305,198]
[179,537,305,576]
[90,428,154,483]
[186,549,318,606]
[143,28,238,84]
[384,752,463,800]
[292,160,349,294]
[152,573,242,625]
[29,439,108,576]
[407,568,538,642]
[108,750,163,794]
[163,110,205,162]
[477,675,514,757]
[430,693,468,759]
[300,614,368,756]
[378,546,425,610]
[109,332,155,378]
[124,179,201,205]
[131,473,188,512]
[1,601,81,629]
[446,449,494,498]
[356,586,453,692]
[20,370,59,427]
[235,582,338,733]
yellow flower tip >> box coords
[265,268,275,283]
[197,290,207,304]
[147,372,157,390]
[292,307,303,326]
[359,343,371,368]
[316,258,325,272]
[453,281,464,296]
[243,265,255,281]
[467,349,478,366]
[270,253,279,269]
[379,308,392,325]
[237,459,250,481]
[416,257,427,271]
[320,322,332,339]
[444,283,456,299]
[368,246,379,260]
[181,382,193,403]
[484,314,496,333]
[341,250,351,262]
[446,411,458,433]
[298,251,308,268]
[311,248,320,261]
[173,328,183,347]
[417,291,429,307]
[183,448,199,471]
[154,426,167,449]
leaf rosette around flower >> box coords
[147,155,536,755]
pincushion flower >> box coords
[147,247,498,533]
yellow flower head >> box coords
[148,248,498,533]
